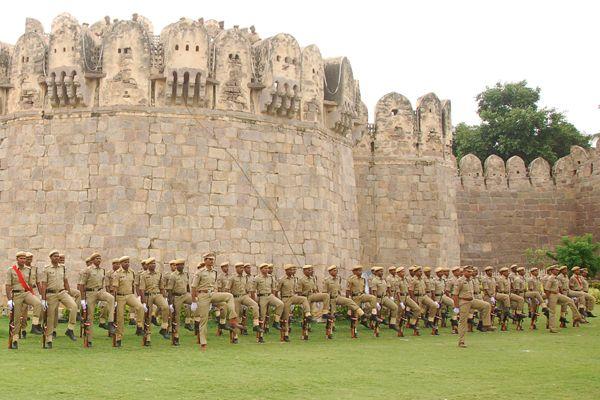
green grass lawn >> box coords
[1,316,599,400]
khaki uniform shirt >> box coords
[423,276,434,293]
[496,276,510,294]
[347,275,367,296]
[217,273,230,292]
[167,270,190,294]
[471,276,481,295]
[298,275,319,296]
[481,275,496,296]
[191,267,218,292]
[527,275,542,293]
[134,269,145,287]
[323,276,343,297]
[397,277,409,296]
[40,264,67,292]
[5,265,36,291]
[386,274,399,296]
[582,276,589,292]
[544,275,559,293]
[139,271,164,293]
[446,276,458,295]
[244,274,255,293]
[277,276,298,298]
[254,274,276,296]
[569,275,584,291]
[512,275,526,294]
[453,276,474,300]
[557,273,569,293]
[433,276,445,297]
[111,268,136,295]
[228,274,248,297]
[410,277,427,296]
[78,266,106,290]
[370,276,388,298]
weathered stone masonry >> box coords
[0,14,598,286]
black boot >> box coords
[184,323,194,332]
[159,328,171,339]
[360,316,371,329]
[20,331,27,339]
[30,324,43,335]
[52,331,57,338]
[218,322,233,332]
[172,337,180,346]
[129,318,137,326]
[144,341,151,347]
[389,324,399,332]
[10,341,18,350]
[65,329,77,341]
[76,313,82,322]
[115,340,122,347]
[45,341,53,349]
[87,342,93,348]
[588,312,596,318]
[108,322,116,335]
[151,316,160,326]
[272,321,281,330]
[253,325,264,333]
[135,327,144,336]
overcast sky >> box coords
[1,0,598,135]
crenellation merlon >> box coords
[0,13,367,138]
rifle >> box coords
[7,302,15,349]
[41,304,48,348]
[81,304,90,348]
[373,298,382,337]
[301,314,309,340]
[170,298,178,346]
[431,295,443,335]
[241,306,248,335]
[142,298,151,346]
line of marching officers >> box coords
[4,249,596,350]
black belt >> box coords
[233,294,244,298]
[281,295,292,298]
[145,292,160,296]
[352,292,364,296]
[116,292,132,296]
[173,292,187,296]
[86,288,102,292]
[258,293,270,297]
[12,290,23,293]
[46,289,63,294]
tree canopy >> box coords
[453,81,590,164]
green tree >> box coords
[547,234,600,274]
[453,81,590,164]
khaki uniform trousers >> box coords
[510,293,525,314]
[567,290,587,311]
[547,293,559,331]
[330,296,364,317]
[172,293,192,338]
[12,292,42,343]
[115,294,144,340]
[378,296,398,324]
[524,291,546,313]
[258,294,283,322]
[458,299,491,344]
[46,290,78,342]
[397,295,421,325]
[441,295,458,320]
[281,295,311,321]
[352,293,377,315]
[307,293,331,317]
[195,292,238,345]
[234,295,260,329]
[583,292,595,312]
[145,293,170,340]
[85,289,115,340]
[495,293,510,311]
[557,293,582,321]
[417,295,438,322]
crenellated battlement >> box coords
[0,13,367,139]
[457,145,599,191]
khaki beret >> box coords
[451,266,460,272]
[548,265,558,271]
[484,266,493,272]
[435,267,443,273]
[25,252,34,258]
[84,256,92,263]
[283,264,296,271]
[510,264,518,269]
[146,257,156,264]
[111,258,120,264]
[244,263,251,267]
[140,259,148,266]
[174,259,185,264]
[119,256,130,262]
[49,250,60,257]
[234,262,244,268]
[571,266,580,272]
[530,267,538,272]
[303,264,313,270]
[372,266,383,272]
[581,268,588,272]
[89,252,101,260]
[168,260,177,265]
[267,263,274,268]
[259,263,269,269]
[388,266,396,272]
[327,265,338,272]
[352,265,364,271]
[559,265,568,271]
[499,267,509,272]
[517,267,525,272]
[423,266,431,272]
[220,262,230,267]
[15,251,27,257]
[202,253,215,260]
